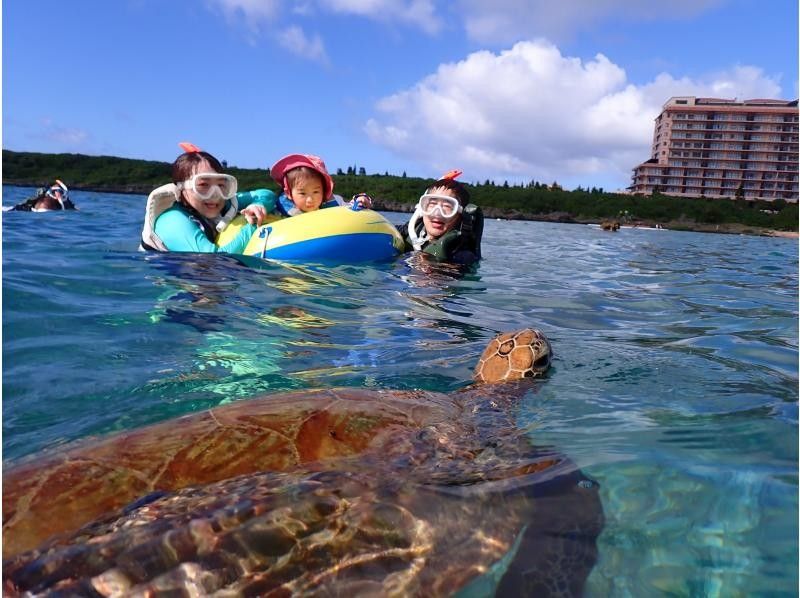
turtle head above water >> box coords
[473,328,552,383]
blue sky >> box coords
[3,0,797,192]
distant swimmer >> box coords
[8,180,77,212]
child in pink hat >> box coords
[238,154,372,218]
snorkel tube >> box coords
[408,169,465,251]
[215,202,239,233]
[407,205,428,250]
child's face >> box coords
[289,174,325,212]
[422,186,461,239]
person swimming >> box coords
[395,170,483,265]
[140,143,270,253]
[9,180,77,212]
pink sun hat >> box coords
[270,153,334,199]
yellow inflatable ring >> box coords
[217,207,404,262]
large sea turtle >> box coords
[3,329,604,596]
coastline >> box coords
[4,181,797,240]
[374,199,799,239]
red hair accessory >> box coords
[440,169,462,180]
[178,142,203,153]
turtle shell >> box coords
[2,329,602,596]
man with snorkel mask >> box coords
[396,170,483,265]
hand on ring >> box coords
[241,205,267,226]
[351,193,373,209]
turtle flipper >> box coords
[495,460,604,597]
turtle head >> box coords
[473,329,552,383]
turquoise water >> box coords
[3,185,798,595]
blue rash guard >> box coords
[154,189,277,253]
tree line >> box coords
[3,149,797,232]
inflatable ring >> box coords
[217,207,405,262]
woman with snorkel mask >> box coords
[396,170,484,265]
[141,142,271,252]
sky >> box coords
[3,0,798,192]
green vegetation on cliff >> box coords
[3,149,797,233]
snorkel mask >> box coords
[417,193,463,219]
[46,179,69,208]
[408,169,464,250]
[174,142,240,232]
[177,173,238,201]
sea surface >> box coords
[3,185,798,595]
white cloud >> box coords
[210,0,441,35]
[210,0,281,23]
[278,25,330,64]
[457,0,724,44]
[319,0,441,33]
[364,40,783,189]
[37,119,90,146]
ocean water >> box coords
[3,185,798,595]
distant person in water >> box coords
[395,170,483,265]
[140,142,271,253]
[236,153,373,218]
[9,180,77,211]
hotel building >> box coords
[629,96,798,201]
